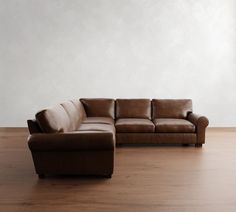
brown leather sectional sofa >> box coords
[27,99,209,178]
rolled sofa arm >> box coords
[28,131,115,152]
[187,113,209,144]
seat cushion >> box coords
[80,98,115,119]
[154,118,195,133]
[115,118,155,133]
[116,99,151,119]
[152,99,192,119]
[78,123,115,134]
[82,117,114,125]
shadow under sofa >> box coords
[27,98,209,178]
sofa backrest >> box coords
[61,100,86,131]
[36,104,71,133]
[152,99,192,119]
[116,99,151,119]
[70,99,87,121]
[35,100,86,133]
[80,98,115,119]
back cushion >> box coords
[152,99,192,119]
[116,99,151,119]
[80,98,115,119]
[35,104,71,133]
[70,99,87,120]
[61,101,85,131]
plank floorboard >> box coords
[0,128,236,212]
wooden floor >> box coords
[1,128,236,212]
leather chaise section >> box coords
[154,118,195,133]
[115,118,155,133]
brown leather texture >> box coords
[188,113,209,144]
[70,99,87,120]
[31,151,113,176]
[28,132,115,151]
[152,99,192,119]
[80,98,115,119]
[82,117,114,125]
[116,99,151,119]
[116,133,196,145]
[28,98,209,178]
[78,123,115,134]
[61,101,83,131]
[35,104,71,133]
[154,118,195,133]
[27,119,42,134]
[115,118,155,133]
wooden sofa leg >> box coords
[195,143,202,148]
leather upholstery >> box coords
[35,104,71,133]
[154,118,195,133]
[78,123,115,134]
[70,99,87,120]
[28,131,115,151]
[82,117,114,125]
[31,151,114,177]
[115,118,155,133]
[116,99,151,119]
[116,133,196,144]
[152,99,192,119]
[188,113,209,144]
[80,98,115,119]
[61,101,83,131]
[27,119,42,134]
[28,98,209,178]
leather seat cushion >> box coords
[115,118,155,133]
[78,123,115,134]
[154,118,195,133]
[82,117,114,125]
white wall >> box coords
[0,0,236,127]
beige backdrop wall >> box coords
[0,0,236,126]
